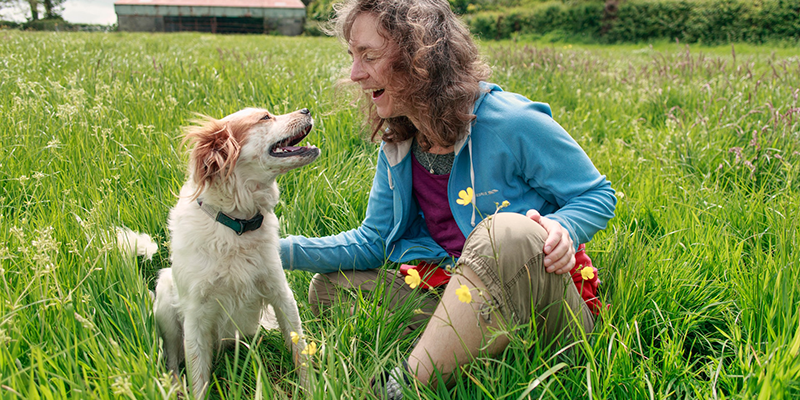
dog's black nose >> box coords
[299,108,310,115]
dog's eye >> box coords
[260,114,271,121]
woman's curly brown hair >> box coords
[332,0,491,150]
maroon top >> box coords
[411,154,465,257]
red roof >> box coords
[114,0,304,8]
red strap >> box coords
[399,261,451,289]
[569,244,602,314]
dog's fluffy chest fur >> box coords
[168,192,282,306]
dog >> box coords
[153,107,319,398]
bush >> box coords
[609,0,800,44]
[465,2,604,40]
[14,18,114,32]
[304,20,327,36]
[307,0,338,22]
[463,0,800,43]
[22,18,75,31]
[1,20,22,29]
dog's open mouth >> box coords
[269,124,315,157]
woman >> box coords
[280,0,616,397]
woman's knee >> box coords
[465,212,548,260]
[307,273,334,316]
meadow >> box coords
[0,30,798,399]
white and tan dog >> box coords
[153,107,319,398]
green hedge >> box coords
[0,20,23,29]
[8,18,113,32]
[464,0,800,43]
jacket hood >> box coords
[454,81,501,155]
[382,81,502,166]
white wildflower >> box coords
[55,103,79,120]
[109,338,122,356]
[0,246,11,260]
[31,252,52,266]
[158,372,176,392]
[38,263,57,276]
[99,241,115,253]
[111,376,133,397]
[66,88,86,105]
[32,226,59,253]
[74,312,95,330]
[67,240,80,254]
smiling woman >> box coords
[280,1,616,399]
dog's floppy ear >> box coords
[183,116,241,196]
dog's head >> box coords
[183,107,319,195]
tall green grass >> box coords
[1,31,798,399]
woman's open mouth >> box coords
[372,89,385,99]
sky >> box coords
[2,0,118,25]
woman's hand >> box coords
[526,209,575,274]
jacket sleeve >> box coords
[279,151,397,273]
[513,100,617,248]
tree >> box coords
[27,0,38,20]
[41,0,64,19]
[0,0,32,20]
[0,0,62,21]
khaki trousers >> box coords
[308,212,594,346]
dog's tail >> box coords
[114,226,159,260]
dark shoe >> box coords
[371,360,411,400]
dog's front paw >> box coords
[292,338,313,390]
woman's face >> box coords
[348,13,407,120]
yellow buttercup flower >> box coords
[290,331,300,345]
[405,268,421,289]
[301,342,317,356]
[580,265,594,280]
[457,187,474,206]
[455,284,472,303]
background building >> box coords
[114,0,305,35]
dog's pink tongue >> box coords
[281,146,300,152]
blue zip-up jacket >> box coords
[281,82,616,273]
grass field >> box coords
[1,30,799,399]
